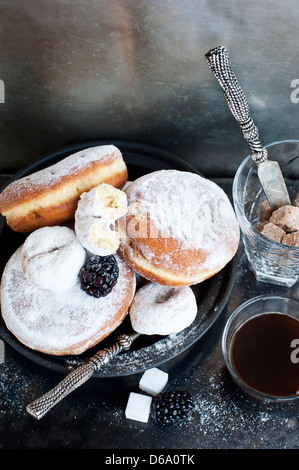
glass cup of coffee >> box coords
[222,295,299,403]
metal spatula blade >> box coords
[257,160,290,210]
[205,45,291,211]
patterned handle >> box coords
[26,333,139,420]
[205,46,268,164]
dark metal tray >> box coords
[0,140,236,377]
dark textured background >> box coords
[1,0,299,177]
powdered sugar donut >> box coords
[75,216,120,256]
[76,183,128,220]
[119,170,240,286]
[1,248,136,355]
[0,145,128,232]
[74,183,128,255]
[129,282,198,335]
[21,226,86,292]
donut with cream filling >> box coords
[119,170,239,286]
[0,145,128,232]
[74,183,128,256]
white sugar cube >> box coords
[139,367,168,396]
[125,392,152,423]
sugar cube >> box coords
[125,392,152,423]
[259,199,273,222]
[260,222,285,243]
[282,231,299,247]
[270,205,299,232]
[255,220,268,232]
[139,367,169,396]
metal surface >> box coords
[1,0,299,177]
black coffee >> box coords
[230,313,299,397]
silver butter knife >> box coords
[26,331,140,420]
[205,45,291,211]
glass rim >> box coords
[232,139,299,252]
[222,294,299,403]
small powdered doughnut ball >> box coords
[21,226,86,292]
[129,282,198,335]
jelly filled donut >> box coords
[0,248,136,355]
[119,170,240,286]
[129,282,198,335]
[0,145,128,232]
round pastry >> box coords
[0,248,136,355]
[21,226,86,292]
[0,145,128,232]
[119,170,240,286]
[129,282,197,335]
[74,183,128,255]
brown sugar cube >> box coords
[270,205,299,232]
[255,220,269,232]
[260,222,286,243]
[294,193,299,208]
[282,232,299,248]
[259,200,273,222]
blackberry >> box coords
[151,390,194,424]
[79,255,119,298]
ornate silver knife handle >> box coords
[26,332,140,420]
[205,45,268,164]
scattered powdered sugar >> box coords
[0,247,136,355]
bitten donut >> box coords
[0,145,128,232]
[21,226,86,292]
[75,183,128,220]
[75,217,121,256]
[119,170,240,286]
[74,183,128,255]
[0,248,136,355]
[129,282,198,335]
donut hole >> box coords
[154,288,176,304]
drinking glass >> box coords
[232,140,299,287]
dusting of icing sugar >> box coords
[21,226,86,292]
[125,170,240,271]
[0,145,120,202]
[129,282,197,335]
[0,247,136,355]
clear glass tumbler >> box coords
[232,140,299,287]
